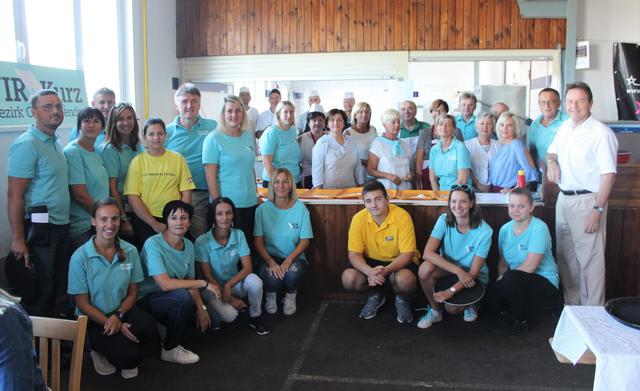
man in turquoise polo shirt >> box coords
[528,88,568,165]
[67,87,115,147]
[455,91,478,140]
[166,83,217,239]
[7,89,71,317]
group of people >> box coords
[5,80,617,381]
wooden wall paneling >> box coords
[494,0,503,49]
[502,0,511,49]
[355,0,364,51]
[517,6,526,48]
[287,0,297,53]
[470,0,479,48]
[454,0,464,49]
[540,19,550,49]
[379,0,387,50]
[347,0,356,51]
[404,0,413,50]
[416,0,425,50]
[311,0,320,52]
[341,0,350,51]
[392,0,402,50]
[385,0,393,50]
[226,0,235,54]
[326,0,334,52]
[447,0,456,49]
[371,0,379,50]
[462,0,470,49]
[557,19,566,48]
[246,0,255,53]
[525,18,535,49]
[439,0,448,49]
[219,0,227,54]
[240,0,249,54]
[261,0,270,53]
[549,18,558,49]
[431,0,441,49]
[510,0,519,49]
[275,0,283,52]
[281,0,289,52]
[319,0,327,52]
[333,0,342,51]
[304,0,312,51]
[205,0,217,55]
[478,0,487,48]
[364,0,373,51]
[533,18,542,49]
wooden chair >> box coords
[31,315,88,391]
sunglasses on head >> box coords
[451,184,473,193]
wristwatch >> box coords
[593,205,605,214]
[115,311,125,321]
[449,286,457,293]
[200,305,207,312]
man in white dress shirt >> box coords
[256,88,281,138]
[546,82,618,306]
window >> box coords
[24,0,77,70]
[0,0,16,62]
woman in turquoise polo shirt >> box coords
[203,95,260,251]
[100,103,144,239]
[67,198,156,379]
[254,168,313,316]
[259,101,302,188]
[137,200,219,365]
[488,188,562,335]
[195,197,269,335]
[428,114,472,191]
[417,184,493,329]
[64,108,110,252]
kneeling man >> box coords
[341,181,419,323]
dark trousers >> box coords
[24,223,69,317]
[88,307,156,369]
[138,289,194,350]
[131,214,163,251]
[235,205,257,256]
[485,270,563,322]
[258,257,308,293]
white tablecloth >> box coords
[551,306,640,391]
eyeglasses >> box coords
[451,184,473,193]
[35,104,63,112]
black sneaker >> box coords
[494,317,528,336]
[249,316,270,336]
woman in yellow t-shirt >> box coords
[124,118,195,248]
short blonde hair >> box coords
[496,112,525,142]
[380,108,401,125]
[351,102,371,127]
[275,101,295,123]
[267,167,298,202]
[435,113,455,128]
[218,95,249,130]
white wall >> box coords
[575,0,640,121]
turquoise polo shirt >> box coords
[455,114,477,140]
[202,130,257,208]
[195,228,250,283]
[428,138,472,190]
[528,111,568,162]
[400,120,430,139]
[138,233,196,298]
[67,238,143,315]
[259,125,301,182]
[7,125,70,225]
[430,214,492,285]
[64,142,110,236]
[254,200,313,262]
[499,217,559,288]
[68,127,106,148]
[166,115,217,190]
[99,142,144,198]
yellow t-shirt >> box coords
[124,150,195,217]
[348,204,420,264]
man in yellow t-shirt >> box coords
[342,181,419,323]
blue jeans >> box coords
[0,303,47,390]
[259,257,308,293]
[25,222,69,317]
[138,289,194,350]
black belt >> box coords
[560,189,592,196]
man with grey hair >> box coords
[490,102,509,119]
[455,92,478,140]
[296,90,322,134]
[166,82,217,239]
[8,89,70,317]
[68,87,115,146]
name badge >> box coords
[466,245,475,253]
[120,263,133,271]
[518,244,528,251]
[447,155,457,161]
[229,248,238,257]
[288,222,300,229]
[385,236,394,241]
[197,130,210,136]
[246,146,254,152]
[31,212,49,223]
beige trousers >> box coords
[555,192,607,305]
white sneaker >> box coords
[416,307,443,329]
[463,304,478,322]
[161,345,200,364]
[283,291,297,315]
[90,350,116,375]
[121,367,139,379]
[265,292,277,314]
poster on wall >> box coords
[613,42,640,121]
[0,61,87,128]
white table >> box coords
[551,306,640,391]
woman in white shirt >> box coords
[343,102,377,185]
[464,112,500,192]
[367,109,413,190]
[298,106,326,189]
[312,109,358,189]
